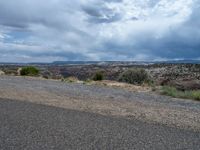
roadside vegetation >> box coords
[93,71,104,81]
[118,68,150,85]
[20,66,39,76]
[160,86,200,101]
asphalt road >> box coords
[0,98,200,150]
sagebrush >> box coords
[20,66,39,76]
[93,71,104,81]
[119,68,149,85]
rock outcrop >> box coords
[0,70,5,75]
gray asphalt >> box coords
[0,98,200,150]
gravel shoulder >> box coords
[0,76,200,130]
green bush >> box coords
[20,66,39,76]
[119,68,149,85]
[93,71,103,81]
[161,86,200,101]
[191,91,200,100]
[161,86,177,97]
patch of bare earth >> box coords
[88,80,151,92]
[0,76,200,131]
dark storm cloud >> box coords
[0,47,89,60]
[82,1,122,23]
[140,2,200,59]
[0,0,82,30]
[99,20,200,60]
[93,0,200,60]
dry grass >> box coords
[90,80,151,92]
[161,86,200,101]
[61,76,80,83]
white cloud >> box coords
[0,0,199,62]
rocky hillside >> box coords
[1,63,200,86]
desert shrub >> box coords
[43,75,49,79]
[42,71,52,79]
[190,91,200,100]
[119,68,149,85]
[93,71,104,81]
[2,68,18,75]
[20,66,39,76]
[161,86,177,97]
[161,86,200,101]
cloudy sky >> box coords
[0,0,199,62]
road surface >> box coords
[1,98,200,150]
[0,76,200,149]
